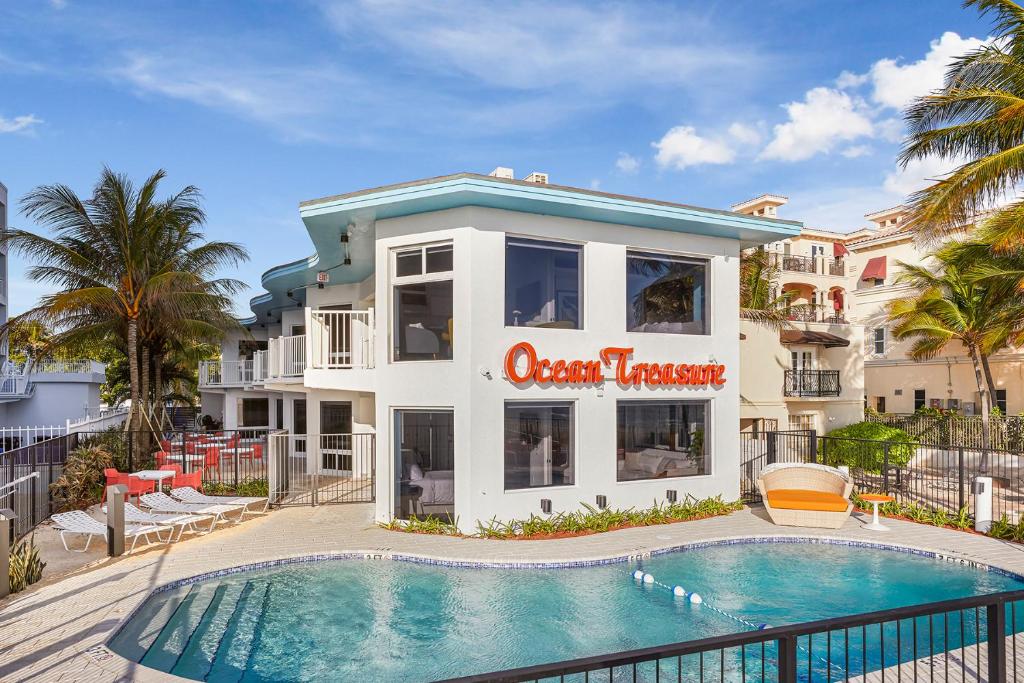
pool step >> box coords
[169,583,230,679]
[238,584,273,682]
[140,583,224,672]
[107,585,195,662]
[203,581,267,681]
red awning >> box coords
[832,289,844,311]
[833,241,850,258]
[861,255,887,281]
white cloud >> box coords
[652,125,735,170]
[759,88,875,162]
[882,155,961,197]
[727,122,761,146]
[841,145,871,159]
[615,152,640,174]
[0,114,42,133]
[589,179,602,190]
[850,32,988,110]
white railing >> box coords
[267,335,306,379]
[253,350,268,382]
[32,360,100,374]
[308,309,375,369]
[66,406,130,433]
[0,425,65,448]
[198,360,253,387]
[0,373,31,397]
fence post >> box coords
[882,443,890,492]
[106,485,127,557]
[958,446,966,512]
[988,601,1007,682]
[0,508,11,599]
[808,430,818,464]
[29,443,37,527]
[778,635,797,682]
[766,432,777,465]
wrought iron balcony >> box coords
[784,369,841,397]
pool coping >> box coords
[104,533,1024,681]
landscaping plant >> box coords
[49,445,114,512]
[8,536,45,593]
[823,422,918,473]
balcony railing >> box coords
[268,334,306,379]
[308,309,375,369]
[198,360,253,387]
[772,253,845,276]
[253,349,268,382]
[780,254,815,273]
[785,305,848,324]
[827,257,845,276]
[784,369,841,397]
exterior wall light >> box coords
[596,494,608,509]
[540,499,552,514]
[666,490,678,503]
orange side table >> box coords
[860,493,894,531]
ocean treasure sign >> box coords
[503,341,726,387]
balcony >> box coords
[772,253,845,277]
[267,334,306,379]
[198,360,253,387]
[785,305,848,324]
[308,309,374,370]
[783,369,841,397]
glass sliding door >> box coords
[394,409,454,520]
[503,402,574,490]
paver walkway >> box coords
[4,504,1024,682]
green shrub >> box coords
[823,422,918,473]
[75,427,129,471]
[203,479,269,498]
[9,536,45,593]
[49,446,114,511]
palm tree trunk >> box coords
[141,344,150,428]
[127,319,141,433]
[981,354,999,411]
[969,347,992,470]
[153,351,163,428]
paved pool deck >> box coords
[4,504,1024,682]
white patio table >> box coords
[131,469,175,493]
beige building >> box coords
[737,194,1023,427]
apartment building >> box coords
[200,170,798,530]
[740,195,1022,423]
[734,195,865,434]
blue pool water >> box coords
[109,541,1024,682]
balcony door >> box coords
[790,350,814,393]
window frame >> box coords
[502,399,577,492]
[504,235,585,331]
[389,240,455,364]
[872,327,886,355]
[914,389,926,411]
[615,398,713,483]
[996,389,1008,414]
[625,249,711,336]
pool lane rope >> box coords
[629,568,768,631]
[629,567,849,677]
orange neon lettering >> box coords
[535,358,553,383]
[551,359,567,383]
[504,341,536,383]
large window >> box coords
[504,402,575,490]
[238,398,269,427]
[626,251,707,334]
[872,327,886,355]
[392,243,454,361]
[394,410,454,520]
[505,237,582,329]
[617,401,708,481]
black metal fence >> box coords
[867,412,1024,451]
[0,434,74,538]
[741,429,1024,520]
[442,589,1024,682]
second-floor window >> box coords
[626,251,708,334]
[872,327,886,355]
[392,242,454,361]
[505,237,582,329]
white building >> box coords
[200,171,798,531]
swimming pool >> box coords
[109,540,1024,682]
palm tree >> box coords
[899,0,1024,248]
[739,247,796,328]
[887,247,1023,453]
[4,168,248,432]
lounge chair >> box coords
[170,486,268,516]
[757,462,854,529]
[104,502,216,538]
[50,510,166,553]
[139,492,244,526]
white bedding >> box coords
[410,470,454,505]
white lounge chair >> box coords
[50,510,166,553]
[104,502,216,538]
[139,492,244,526]
[170,487,268,516]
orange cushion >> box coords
[766,489,849,513]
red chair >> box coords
[251,443,263,461]
[159,463,183,478]
[154,451,171,468]
[126,475,156,505]
[176,468,204,492]
[101,468,126,503]
[160,439,172,453]
[203,447,221,477]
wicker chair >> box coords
[757,463,854,529]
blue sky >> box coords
[0,1,991,317]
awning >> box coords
[780,330,851,348]
[861,255,887,281]
[831,289,844,311]
[834,241,850,258]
